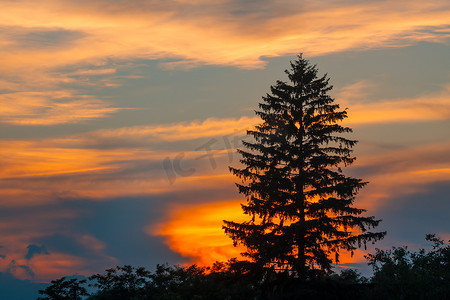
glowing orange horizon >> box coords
[151,200,247,266]
[153,199,369,268]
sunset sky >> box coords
[1,0,450,296]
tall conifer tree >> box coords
[223,55,385,278]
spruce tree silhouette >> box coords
[223,54,385,279]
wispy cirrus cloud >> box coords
[82,116,257,143]
[352,141,450,211]
[0,91,124,125]
[1,0,448,126]
[0,0,449,71]
[340,82,450,125]
[1,103,447,207]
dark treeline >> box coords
[38,234,450,300]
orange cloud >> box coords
[152,199,371,267]
[0,139,152,206]
[351,141,450,212]
[1,0,449,72]
[341,84,450,125]
[0,140,119,179]
[5,1,450,67]
[1,108,447,206]
[0,206,117,281]
[0,245,116,282]
[151,200,247,266]
[88,116,258,142]
[0,91,124,125]
[29,252,95,282]
[0,127,241,206]
[0,115,255,205]
[0,0,448,125]
[28,234,117,282]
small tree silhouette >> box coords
[37,277,89,300]
[366,234,450,299]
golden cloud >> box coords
[153,200,371,267]
[352,141,450,212]
[0,0,449,71]
[1,106,447,207]
[88,116,258,142]
[151,200,247,265]
[0,91,124,125]
[341,83,450,125]
[0,241,116,282]
[0,0,448,125]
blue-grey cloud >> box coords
[3,195,188,270]
[376,182,450,244]
[1,27,86,50]
[25,244,49,260]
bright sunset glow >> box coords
[154,200,369,267]
[0,0,449,297]
[153,201,247,265]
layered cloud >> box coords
[84,116,258,143]
[1,105,449,280]
[1,0,449,126]
[1,0,449,70]
[1,87,448,204]
[0,91,124,125]
[352,141,450,211]
[0,116,253,206]
[340,82,450,125]
[0,203,117,281]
